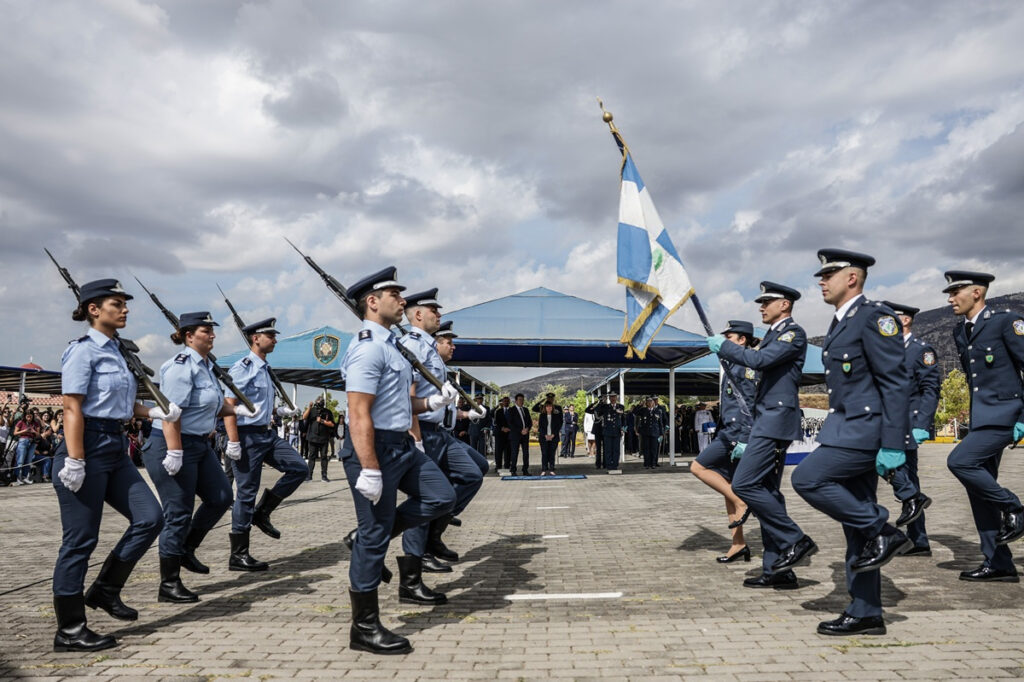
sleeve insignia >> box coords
[174,353,188,364]
[778,331,796,343]
[241,357,252,367]
[409,331,421,339]
[358,329,372,341]
[744,368,756,380]
[877,315,898,336]
[923,351,936,366]
[1014,319,1024,336]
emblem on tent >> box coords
[313,334,341,365]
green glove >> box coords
[912,428,930,445]
[731,442,747,461]
[875,448,906,477]
[1014,422,1024,443]
[707,334,726,353]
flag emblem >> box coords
[313,334,341,365]
[877,316,898,336]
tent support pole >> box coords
[669,366,676,467]
[619,370,625,467]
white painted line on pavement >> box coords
[529,485,565,489]
[536,506,570,510]
[504,592,623,601]
[542,534,569,539]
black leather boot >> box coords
[349,588,411,655]
[397,555,448,605]
[228,531,268,572]
[53,594,118,653]
[158,556,199,603]
[426,515,459,562]
[84,553,139,621]
[181,526,211,574]
[253,489,284,539]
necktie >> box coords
[828,316,839,335]
[966,321,974,338]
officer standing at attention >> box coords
[880,301,939,552]
[222,318,303,572]
[597,392,626,472]
[399,291,485,579]
[790,249,913,636]
[708,282,810,590]
[52,279,179,652]
[691,320,758,562]
[143,312,254,603]
[585,395,607,468]
[560,404,578,458]
[339,267,457,655]
[494,395,511,473]
[943,271,1024,581]
[638,397,664,469]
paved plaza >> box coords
[2,442,1024,680]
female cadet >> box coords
[690,320,759,563]
[53,279,181,652]
[142,312,254,603]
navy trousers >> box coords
[52,428,163,596]
[143,431,232,557]
[791,445,888,618]
[888,448,928,548]
[341,431,455,590]
[642,434,660,467]
[695,433,735,480]
[730,436,801,576]
[947,427,1019,572]
[231,426,308,533]
[539,437,558,472]
[603,432,621,470]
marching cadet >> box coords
[880,301,939,553]
[142,312,254,603]
[709,283,811,590]
[790,249,913,636]
[596,392,625,472]
[52,279,180,652]
[339,268,457,655]
[222,318,304,572]
[691,320,759,562]
[398,291,486,580]
[943,271,1024,582]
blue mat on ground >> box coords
[500,475,588,481]
[785,451,811,466]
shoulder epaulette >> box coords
[358,329,372,341]
[72,335,88,344]
[241,357,252,367]
[174,353,188,364]
[409,331,421,339]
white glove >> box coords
[149,402,182,423]
[225,441,242,460]
[58,457,86,492]
[355,469,383,505]
[162,449,183,476]
[468,406,486,422]
[414,440,425,453]
[234,403,257,418]
[425,382,459,411]
[276,405,297,417]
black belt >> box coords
[83,418,124,434]
[418,420,442,432]
[238,424,272,433]
[373,429,413,446]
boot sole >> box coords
[84,601,138,621]
[158,593,200,603]
[399,595,448,605]
[349,640,412,655]
[959,574,1020,582]
[817,625,886,636]
[54,640,119,653]
[229,564,269,572]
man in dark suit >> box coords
[493,396,511,473]
[506,393,533,475]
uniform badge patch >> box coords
[985,354,994,364]
[778,331,796,343]
[313,333,341,365]
[842,362,852,374]
[174,353,188,364]
[923,351,936,366]
[241,357,252,367]
[744,368,756,380]
[358,329,372,341]
[877,315,898,336]
[1014,319,1024,336]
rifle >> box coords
[216,284,296,412]
[284,238,481,412]
[132,277,257,414]
[44,249,172,413]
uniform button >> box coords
[970,359,975,363]
[843,353,849,359]
[827,389,832,394]
[828,408,835,413]
[823,351,828,357]
[972,373,977,378]
[864,406,871,411]
[974,387,978,392]
[826,370,830,375]
[778,401,783,406]
[968,345,972,350]
[913,410,919,414]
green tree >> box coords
[936,369,969,431]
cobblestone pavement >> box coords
[2,443,1023,680]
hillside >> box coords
[500,368,614,398]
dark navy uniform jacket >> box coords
[716,317,806,442]
[636,407,665,436]
[717,361,759,444]
[595,402,625,432]
[905,334,940,438]
[818,297,911,451]
[953,307,1024,429]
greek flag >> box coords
[617,154,695,359]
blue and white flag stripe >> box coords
[616,153,694,358]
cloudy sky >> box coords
[3,0,1024,391]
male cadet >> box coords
[943,271,1024,582]
[560,404,578,457]
[790,249,913,637]
[494,395,511,473]
[585,396,606,468]
[403,307,487,570]
[880,301,939,553]
[596,391,626,472]
[708,282,811,590]
[533,392,563,416]
[638,397,665,469]
[223,318,304,572]
[338,268,457,655]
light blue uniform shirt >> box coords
[399,329,447,425]
[60,327,137,420]
[342,320,413,432]
[228,351,274,426]
[153,346,225,435]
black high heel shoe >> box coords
[728,507,752,529]
[716,546,751,563]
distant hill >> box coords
[810,291,1024,377]
[500,368,614,398]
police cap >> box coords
[434,320,458,339]
[404,288,442,309]
[178,311,219,328]
[721,319,755,336]
[79,278,133,302]
[242,317,278,336]
[942,270,995,294]
[754,281,801,303]
[348,266,405,301]
[814,248,876,277]
[881,301,920,318]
